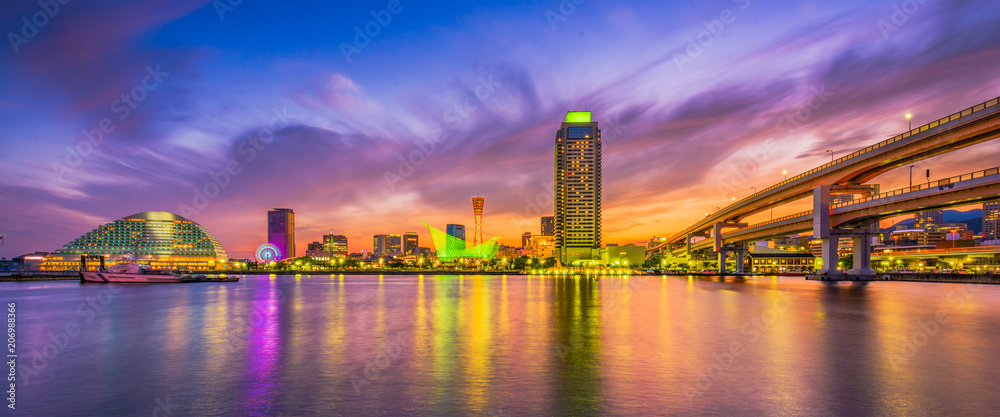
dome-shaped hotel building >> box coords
[42,211,228,271]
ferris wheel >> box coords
[255,243,282,262]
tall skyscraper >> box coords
[324,234,348,256]
[985,201,1000,240]
[554,111,602,263]
[403,232,419,255]
[540,216,554,236]
[373,234,402,256]
[472,196,485,246]
[914,210,943,230]
[373,234,386,256]
[268,208,294,259]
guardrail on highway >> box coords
[735,164,1000,232]
[833,165,1000,208]
[738,210,812,231]
[732,97,999,208]
[686,97,1000,234]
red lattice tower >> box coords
[472,196,484,246]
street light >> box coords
[905,113,912,130]
[782,170,788,181]
[826,150,833,162]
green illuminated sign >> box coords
[565,111,591,123]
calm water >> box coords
[5,274,1000,416]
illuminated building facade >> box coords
[403,232,419,255]
[324,234,348,256]
[554,111,602,263]
[914,210,943,230]
[889,229,946,247]
[43,211,227,271]
[472,196,485,246]
[373,234,402,256]
[306,241,326,257]
[498,245,521,260]
[985,201,1000,240]
[268,208,295,259]
[421,221,498,260]
[541,216,554,236]
[526,235,555,258]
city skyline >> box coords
[2,1,1000,259]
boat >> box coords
[80,261,188,283]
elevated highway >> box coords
[652,96,1000,254]
[683,166,1000,253]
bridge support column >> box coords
[813,185,839,273]
[847,236,875,276]
[818,238,839,273]
[718,250,728,274]
[736,244,747,273]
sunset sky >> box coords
[2,0,999,258]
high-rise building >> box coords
[373,234,386,256]
[540,216,554,236]
[522,232,532,248]
[305,241,326,257]
[373,234,403,256]
[446,224,466,251]
[386,234,402,255]
[472,196,485,246]
[554,111,602,263]
[324,234,348,257]
[268,208,295,259]
[403,232,419,255]
[914,210,943,230]
[985,201,1000,240]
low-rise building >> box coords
[749,246,816,273]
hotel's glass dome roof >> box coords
[53,211,227,260]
